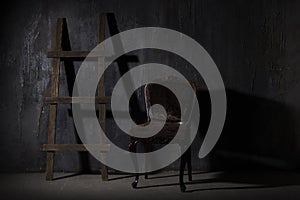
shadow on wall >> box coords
[104,85,300,171]
[194,88,299,171]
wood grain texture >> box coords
[43,144,110,152]
[98,13,108,181]
[47,50,108,58]
[45,96,111,104]
[46,18,64,181]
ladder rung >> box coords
[45,96,111,104]
[47,51,108,58]
[43,144,110,152]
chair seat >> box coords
[130,120,191,144]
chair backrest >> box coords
[144,77,197,123]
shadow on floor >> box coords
[52,171,100,181]
[52,172,135,181]
[131,170,300,193]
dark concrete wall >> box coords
[1,0,300,172]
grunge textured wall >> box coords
[1,0,300,172]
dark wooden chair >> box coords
[129,78,196,192]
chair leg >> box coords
[130,140,140,189]
[179,152,187,192]
[187,147,192,181]
[144,142,151,179]
[132,174,139,188]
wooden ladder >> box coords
[43,14,110,181]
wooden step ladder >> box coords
[43,14,110,181]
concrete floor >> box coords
[1,170,300,200]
